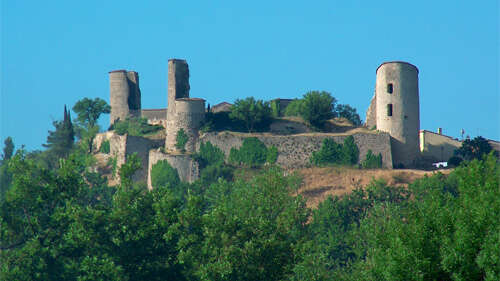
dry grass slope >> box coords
[295,166,452,208]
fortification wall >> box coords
[147,150,199,190]
[419,130,461,162]
[125,136,164,183]
[93,132,164,184]
[199,131,393,169]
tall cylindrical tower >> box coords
[109,70,141,125]
[109,70,131,124]
[166,98,205,152]
[166,59,191,150]
[375,61,420,167]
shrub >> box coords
[229,137,277,167]
[361,149,383,169]
[300,91,336,129]
[310,138,343,166]
[454,136,494,161]
[99,140,110,154]
[284,99,303,117]
[200,163,234,184]
[113,117,162,136]
[151,160,180,189]
[336,104,362,126]
[270,100,281,117]
[341,136,359,165]
[229,97,272,132]
[175,128,189,152]
[266,145,279,164]
[193,141,225,169]
[448,155,463,167]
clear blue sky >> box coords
[1,1,499,150]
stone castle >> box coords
[95,59,472,189]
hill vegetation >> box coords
[1,96,498,280]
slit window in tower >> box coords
[387,104,393,116]
[387,83,393,94]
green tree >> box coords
[43,105,75,161]
[119,152,142,189]
[361,149,382,169]
[455,136,493,161]
[193,167,309,280]
[351,154,499,281]
[229,97,272,132]
[193,141,225,169]
[284,99,304,117]
[72,97,111,128]
[72,98,110,153]
[2,137,14,161]
[310,138,342,166]
[336,104,362,126]
[175,128,189,152]
[300,91,336,129]
[0,150,121,280]
[151,160,180,189]
[341,136,359,165]
[229,137,268,167]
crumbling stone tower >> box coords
[165,59,205,152]
[109,70,141,125]
[367,61,420,167]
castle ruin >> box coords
[97,59,471,189]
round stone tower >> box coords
[375,61,420,167]
[109,70,141,125]
[165,59,205,152]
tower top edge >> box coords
[376,61,419,74]
[168,58,188,63]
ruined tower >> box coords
[373,61,420,167]
[109,70,141,125]
[165,59,205,152]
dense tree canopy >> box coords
[229,97,272,132]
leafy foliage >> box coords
[151,160,180,190]
[229,137,277,167]
[193,142,225,169]
[284,98,304,117]
[99,140,110,154]
[175,128,189,152]
[310,136,359,166]
[229,97,272,132]
[361,149,382,169]
[118,152,142,189]
[336,104,362,126]
[454,136,494,161]
[72,97,111,128]
[42,105,75,161]
[299,91,337,129]
[351,153,499,281]
[2,137,14,161]
[112,117,162,136]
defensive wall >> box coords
[147,151,199,190]
[199,131,393,169]
[419,130,461,162]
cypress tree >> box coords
[43,105,75,159]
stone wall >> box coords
[199,131,393,169]
[419,130,462,162]
[94,132,164,184]
[147,150,199,190]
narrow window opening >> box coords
[387,83,393,94]
[387,104,393,116]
